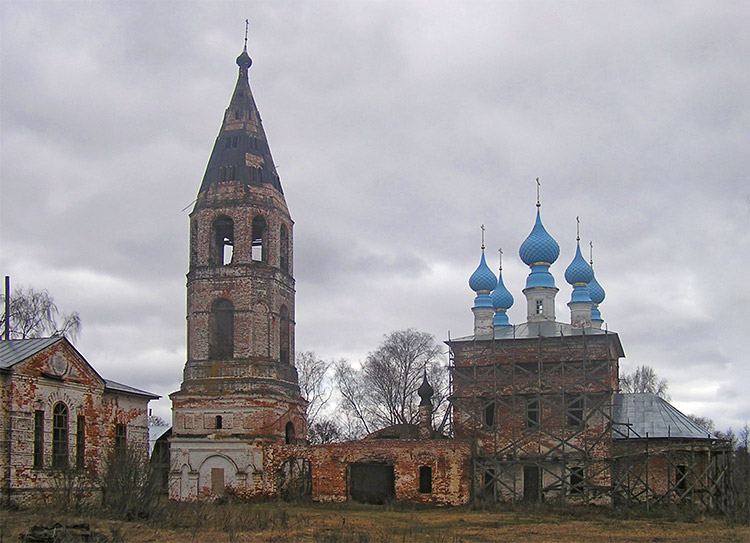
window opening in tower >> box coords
[212,217,234,266]
[251,216,268,262]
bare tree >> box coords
[619,364,670,400]
[1,286,81,341]
[335,329,447,438]
[335,359,372,438]
[308,420,342,444]
[148,414,169,427]
[296,351,334,435]
[686,414,716,434]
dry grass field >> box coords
[3,501,748,543]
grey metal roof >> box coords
[104,379,160,399]
[612,393,712,440]
[1,337,158,399]
[0,337,63,368]
[148,424,172,455]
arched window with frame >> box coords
[279,305,290,364]
[52,403,69,469]
[251,216,268,263]
[209,298,234,359]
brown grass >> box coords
[2,501,748,543]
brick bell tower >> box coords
[169,39,306,500]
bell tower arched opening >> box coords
[211,216,234,266]
[251,216,267,263]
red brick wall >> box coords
[268,439,472,506]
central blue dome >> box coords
[519,209,560,266]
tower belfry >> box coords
[169,40,306,500]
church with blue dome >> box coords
[447,193,727,505]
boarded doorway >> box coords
[349,463,395,504]
[523,466,540,502]
[211,468,225,496]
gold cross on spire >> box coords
[480,224,486,251]
[536,177,541,208]
[498,248,503,273]
[589,241,594,266]
[576,216,580,242]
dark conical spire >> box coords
[196,39,283,198]
[418,370,434,407]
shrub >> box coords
[100,445,160,520]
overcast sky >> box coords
[1,1,748,432]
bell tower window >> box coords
[536,300,544,314]
[251,216,268,263]
[279,305,290,364]
[209,298,234,359]
[211,217,234,266]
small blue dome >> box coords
[565,244,594,285]
[589,274,605,304]
[519,209,560,266]
[469,252,498,293]
[491,274,514,310]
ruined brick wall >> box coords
[0,340,151,504]
[266,439,473,506]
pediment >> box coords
[11,337,106,391]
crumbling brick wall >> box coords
[267,439,472,506]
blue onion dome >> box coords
[588,274,605,304]
[565,243,594,285]
[469,252,498,293]
[519,209,560,266]
[491,274,514,310]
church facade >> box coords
[0,336,157,505]
[168,43,730,508]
